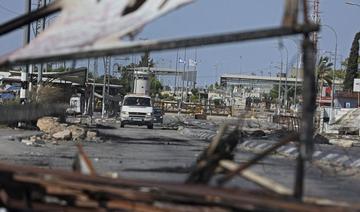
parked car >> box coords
[153,108,164,124]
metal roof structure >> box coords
[221,74,303,83]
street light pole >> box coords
[322,24,338,123]
[174,49,179,95]
[277,49,283,114]
[239,56,242,75]
[181,48,187,103]
[285,39,301,107]
[283,46,289,110]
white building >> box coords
[133,70,150,95]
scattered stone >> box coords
[86,131,97,140]
[339,127,359,135]
[30,136,37,143]
[21,139,33,146]
[250,130,266,137]
[314,134,329,144]
[67,125,86,140]
[246,121,261,129]
[329,139,354,148]
[41,134,52,140]
[52,130,72,140]
[35,140,46,145]
[37,117,66,135]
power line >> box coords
[0,3,20,15]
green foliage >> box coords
[270,85,280,99]
[316,56,333,87]
[335,70,346,80]
[270,84,302,104]
[213,99,222,106]
[316,56,333,97]
[110,52,162,96]
[208,84,214,91]
[149,75,163,97]
[190,94,199,102]
[161,93,175,101]
[118,64,135,96]
[139,51,154,68]
[344,32,360,91]
[208,83,220,92]
[191,88,199,96]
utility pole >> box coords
[193,48,198,89]
[277,49,284,115]
[28,0,45,92]
[322,24,338,123]
[102,56,111,118]
[181,49,187,103]
[312,0,320,51]
[174,50,179,95]
[37,0,47,87]
[92,58,98,118]
[283,46,289,110]
[20,0,32,104]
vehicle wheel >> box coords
[147,124,153,129]
[120,123,125,128]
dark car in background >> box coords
[153,108,164,124]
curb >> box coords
[240,139,360,171]
[178,127,216,141]
[179,127,360,171]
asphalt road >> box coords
[0,125,359,203]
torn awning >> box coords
[0,0,194,66]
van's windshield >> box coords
[123,97,151,107]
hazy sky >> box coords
[0,0,359,86]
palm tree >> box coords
[316,56,333,102]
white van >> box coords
[120,94,154,129]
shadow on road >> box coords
[98,132,196,147]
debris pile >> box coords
[35,116,99,143]
[0,132,357,211]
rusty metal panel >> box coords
[0,0,194,65]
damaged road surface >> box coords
[0,123,360,207]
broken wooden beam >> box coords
[0,24,319,67]
[218,133,299,185]
[219,160,292,195]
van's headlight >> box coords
[146,112,153,117]
[121,111,129,116]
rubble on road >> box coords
[0,142,357,212]
[67,125,86,140]
[24,116,103,144]
[86,131,98,140]
[52,129,72,140]
[329,139,355,148]
[20,136,45,147]
[37,117,66,135]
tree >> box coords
[344,32,360,91]
[118,64,135,96]
[117,52,162,96]
[138,51,154,68]
[316,56,333,95]
[208,84,214,91]
[270,84,280,99]
[149,75,163,97]
[270,84,302,104]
